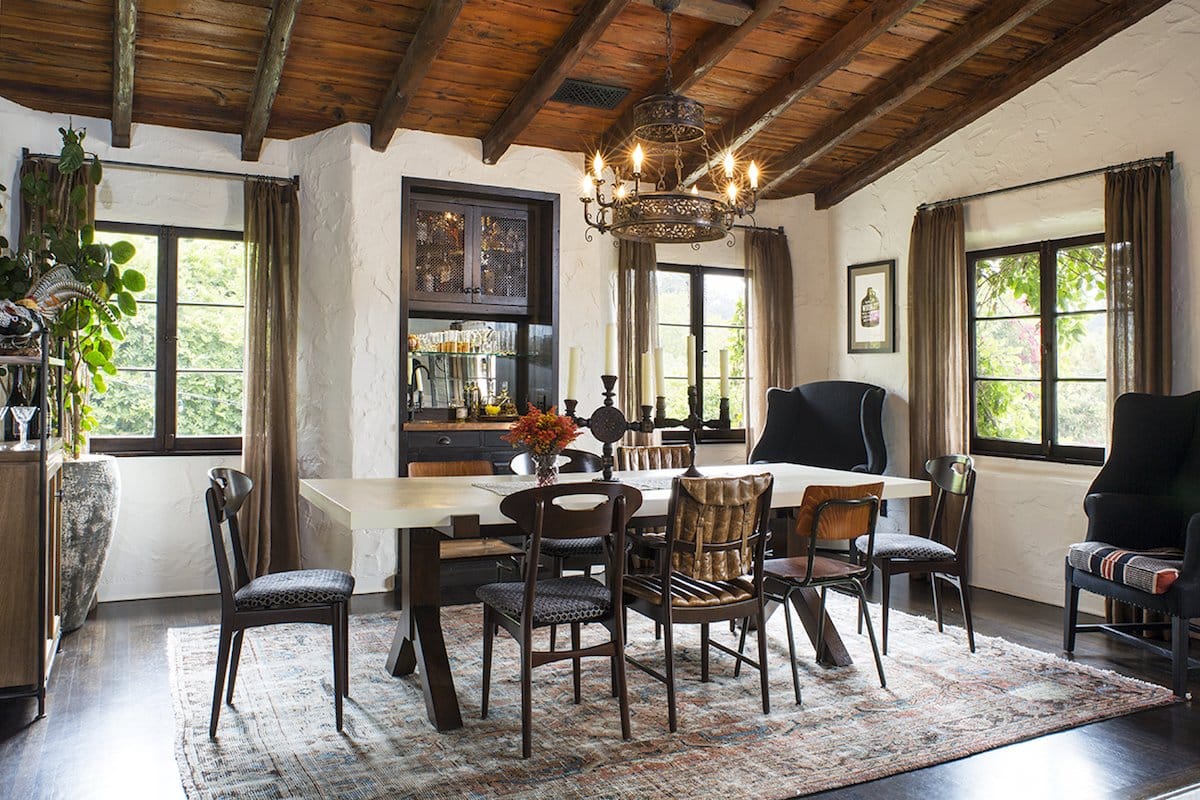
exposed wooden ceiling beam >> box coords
[371,0,465,153]
[595,0,783,158]
[481,0,631,166]
[241,0,303,162]
[679,0,923,188]
[759,0,1053,196]
[813,0,1175,210]
[111,0,137,149]
[634,0,753,26]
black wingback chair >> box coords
[749,381,887,474]
[1064,391,1200,698]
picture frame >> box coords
[847,259,896,353]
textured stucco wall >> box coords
[818,0,1199,612]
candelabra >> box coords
[564,375,730,481]
[564,375,655,482]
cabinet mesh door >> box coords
[415,208,467,296]
[479,212,528,300]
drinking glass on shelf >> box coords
[10,405,37,450]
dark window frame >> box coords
[657,263,747,445]
[967,233,1106,466]
[90,222,245,457]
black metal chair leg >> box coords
[956,577,976,653]
[571,622,582,703]
[1063,563,1079,653]
[782,591,802,705]
[331,604,345,731]
[342,601,351,698]
[1172,615,1191,699]
[854,579,886,688]
[481,606,495,719]
[932,574,945,632]
[226,629,244,705]
[816,587,829,664]
[700,623,710,683]
[209,623,233,738]
[880,561,892,656]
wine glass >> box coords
[10,406,37,450]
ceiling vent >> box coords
[550,79,629,110]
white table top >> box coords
[299,463,930,531]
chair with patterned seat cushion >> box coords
[853,455,977,655]
[206,468,354,737]
[1064,391,1200,699]
[508,448,606,576]
[479,482,642,758]
[624,474,775,732]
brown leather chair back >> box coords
[667,474,774,582]
[616,444,691,471]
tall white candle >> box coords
[654,346,665,397]
[686,335,697,386]
[566,346,579,400]
[719,349,730,398]
[640,351,654,407]
[605,324,618,375]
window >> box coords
[656,264,747,442]
[968,234,1106,464]
[91,224,246,455]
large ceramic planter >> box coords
[61,454,121,633]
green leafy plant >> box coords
[1,126,145,458]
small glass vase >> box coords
[531,452,560,487]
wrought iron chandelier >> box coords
[580,0,760,245]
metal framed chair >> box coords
[205,468,354,736]
[478,482,643,758]
[624,474,775,732]
[749,482,885,705]
[854,455,977,654]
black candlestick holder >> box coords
[654,385,731,477]
[564,374,730,481]
[564,374,654,482]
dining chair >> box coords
[508,447,603,475]
[748,482,885,705]
[624,474,775,732]
[479,482,643,758]
[854,455,977,654]
[205,468,354,736]
[615,444,691,471]
[509,447,606,576]
[406,460,523,577]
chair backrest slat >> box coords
[667,474,774,583]
[207,468,255,610]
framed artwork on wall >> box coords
[847,259,896,353]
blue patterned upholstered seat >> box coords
[855,532,955,561]
[234,569,355,611]
[476,576,611,626]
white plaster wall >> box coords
[819,0,1200,613]
[0,97,292,601]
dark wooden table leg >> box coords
[385,527,463,731]
[788,587,852,667]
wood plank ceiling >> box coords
[0,0,1174,207]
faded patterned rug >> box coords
[167,594,1174,799]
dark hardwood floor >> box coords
[1,578,1196,799]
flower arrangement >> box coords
[501,404,580,456]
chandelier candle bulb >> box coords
[580,175,593,199]
[686,334,697,386]
[632,144,644,175]
[749,161,759,190]
[566,346,580,400]
[592,153,604,181]
[724,150,735,179]
[605,324,618,376]
[641,351,654,407]
[719,349,730,398]
[726,183,738,202]
[654,346,665,397]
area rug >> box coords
[168,594,1175,800]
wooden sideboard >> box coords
[0,439,63,716]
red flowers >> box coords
[501,404,581,456]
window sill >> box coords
[662,429,746,445]
[969,451,1104,474]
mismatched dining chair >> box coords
[615,444,691,471]
[508,447,603,475]
[750,482,885,705]
[509,447,606,576]
[406,460,523,576]
[205,468,354,736]
[624,474,775,732]
[854,455,977,654]
[479,482,643,758]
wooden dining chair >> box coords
[206,468,354,736]
[479,482,643,758]
[509,448,606,577]
[406,460,523,576]
[508,447,603,475]
[746,482,885,705]
[624,474,775,732]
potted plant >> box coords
[0,126,145,631]
[501,404,581,486]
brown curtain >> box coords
[18,156,96,249]
[617,240,658,446]
[907,204,968,541]
[745,228,795,457]
[1103,162,1173,636]
[241,179,302,577]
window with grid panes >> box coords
[968,235,1107,464]
[656,264,747,442]
[90,224,246,455]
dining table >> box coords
[299,462,930,731]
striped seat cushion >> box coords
[1067,541,1184,595]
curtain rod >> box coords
[917,151,1173,211]
[21,148,300,190]
[732,224,784,233]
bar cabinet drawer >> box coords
[407,431,484,449]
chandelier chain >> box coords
[664,11,673,91]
